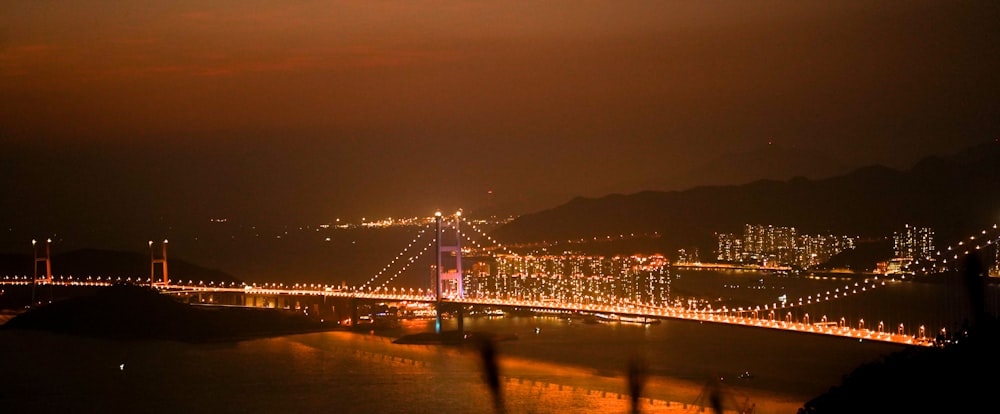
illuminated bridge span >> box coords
[5,219,999,348]
[0,276,943,346]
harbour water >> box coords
[0,311,906,414]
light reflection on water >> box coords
[0,312,901,414]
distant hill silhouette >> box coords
[0,248,240,283]
[643,143,852,193]
[3,284,329,342]
[491,141,1000,257]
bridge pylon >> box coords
[31,238,52,307]
[32,238,52,284]
[149,239,169,286]
[434,211,464,333]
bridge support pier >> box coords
[456,306,464,337]
[350,297,359,328]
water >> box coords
[0,313,904,414]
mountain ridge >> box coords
[491,140,1000,256]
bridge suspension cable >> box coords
[696,224,1000,342]
[460,219,517,258]
[359,223,434,291]
[763,223,1000,315]
[375,237,436,292]
[913,223,999,274]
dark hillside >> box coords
[0,248,240,284]
[492,141,1000,255]
[818,239,894,272]
[3,284,330,342]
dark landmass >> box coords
[817,238,894,272]
[0,248,241,284]
[798,317,1000,413]
[799,254,998,413]
[2,284,333,343]
[492,140,1000,258]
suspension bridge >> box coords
[4,215,999,348]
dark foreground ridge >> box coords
[799,254,1000,413]
[2,284,334,342]
[798,317,1000,413]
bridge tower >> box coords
[32,238,52,284]
[30,238,53,307]
[434,211,464,333]
[149,239,169,286]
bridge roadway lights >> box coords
[6,280,940,347]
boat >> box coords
[619,315,661,325]
[592,313,661,325]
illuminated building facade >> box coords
[893,224,935,260]
[676,248,700,265]
[465,254,671,306]
[716,224,856,268]
[464,262,492,297]
[716,233,742,262]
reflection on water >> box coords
[0,311,901,414]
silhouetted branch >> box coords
[478,338,504,414]
[627,355,648,414]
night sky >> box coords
[3,1,999,239]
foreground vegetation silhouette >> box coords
[798,253,999,413]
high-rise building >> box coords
[464,262,492,298]
[716,224,856,268]
[894,225,935,259]
[716,233,741,262]
[677,248,700,264]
